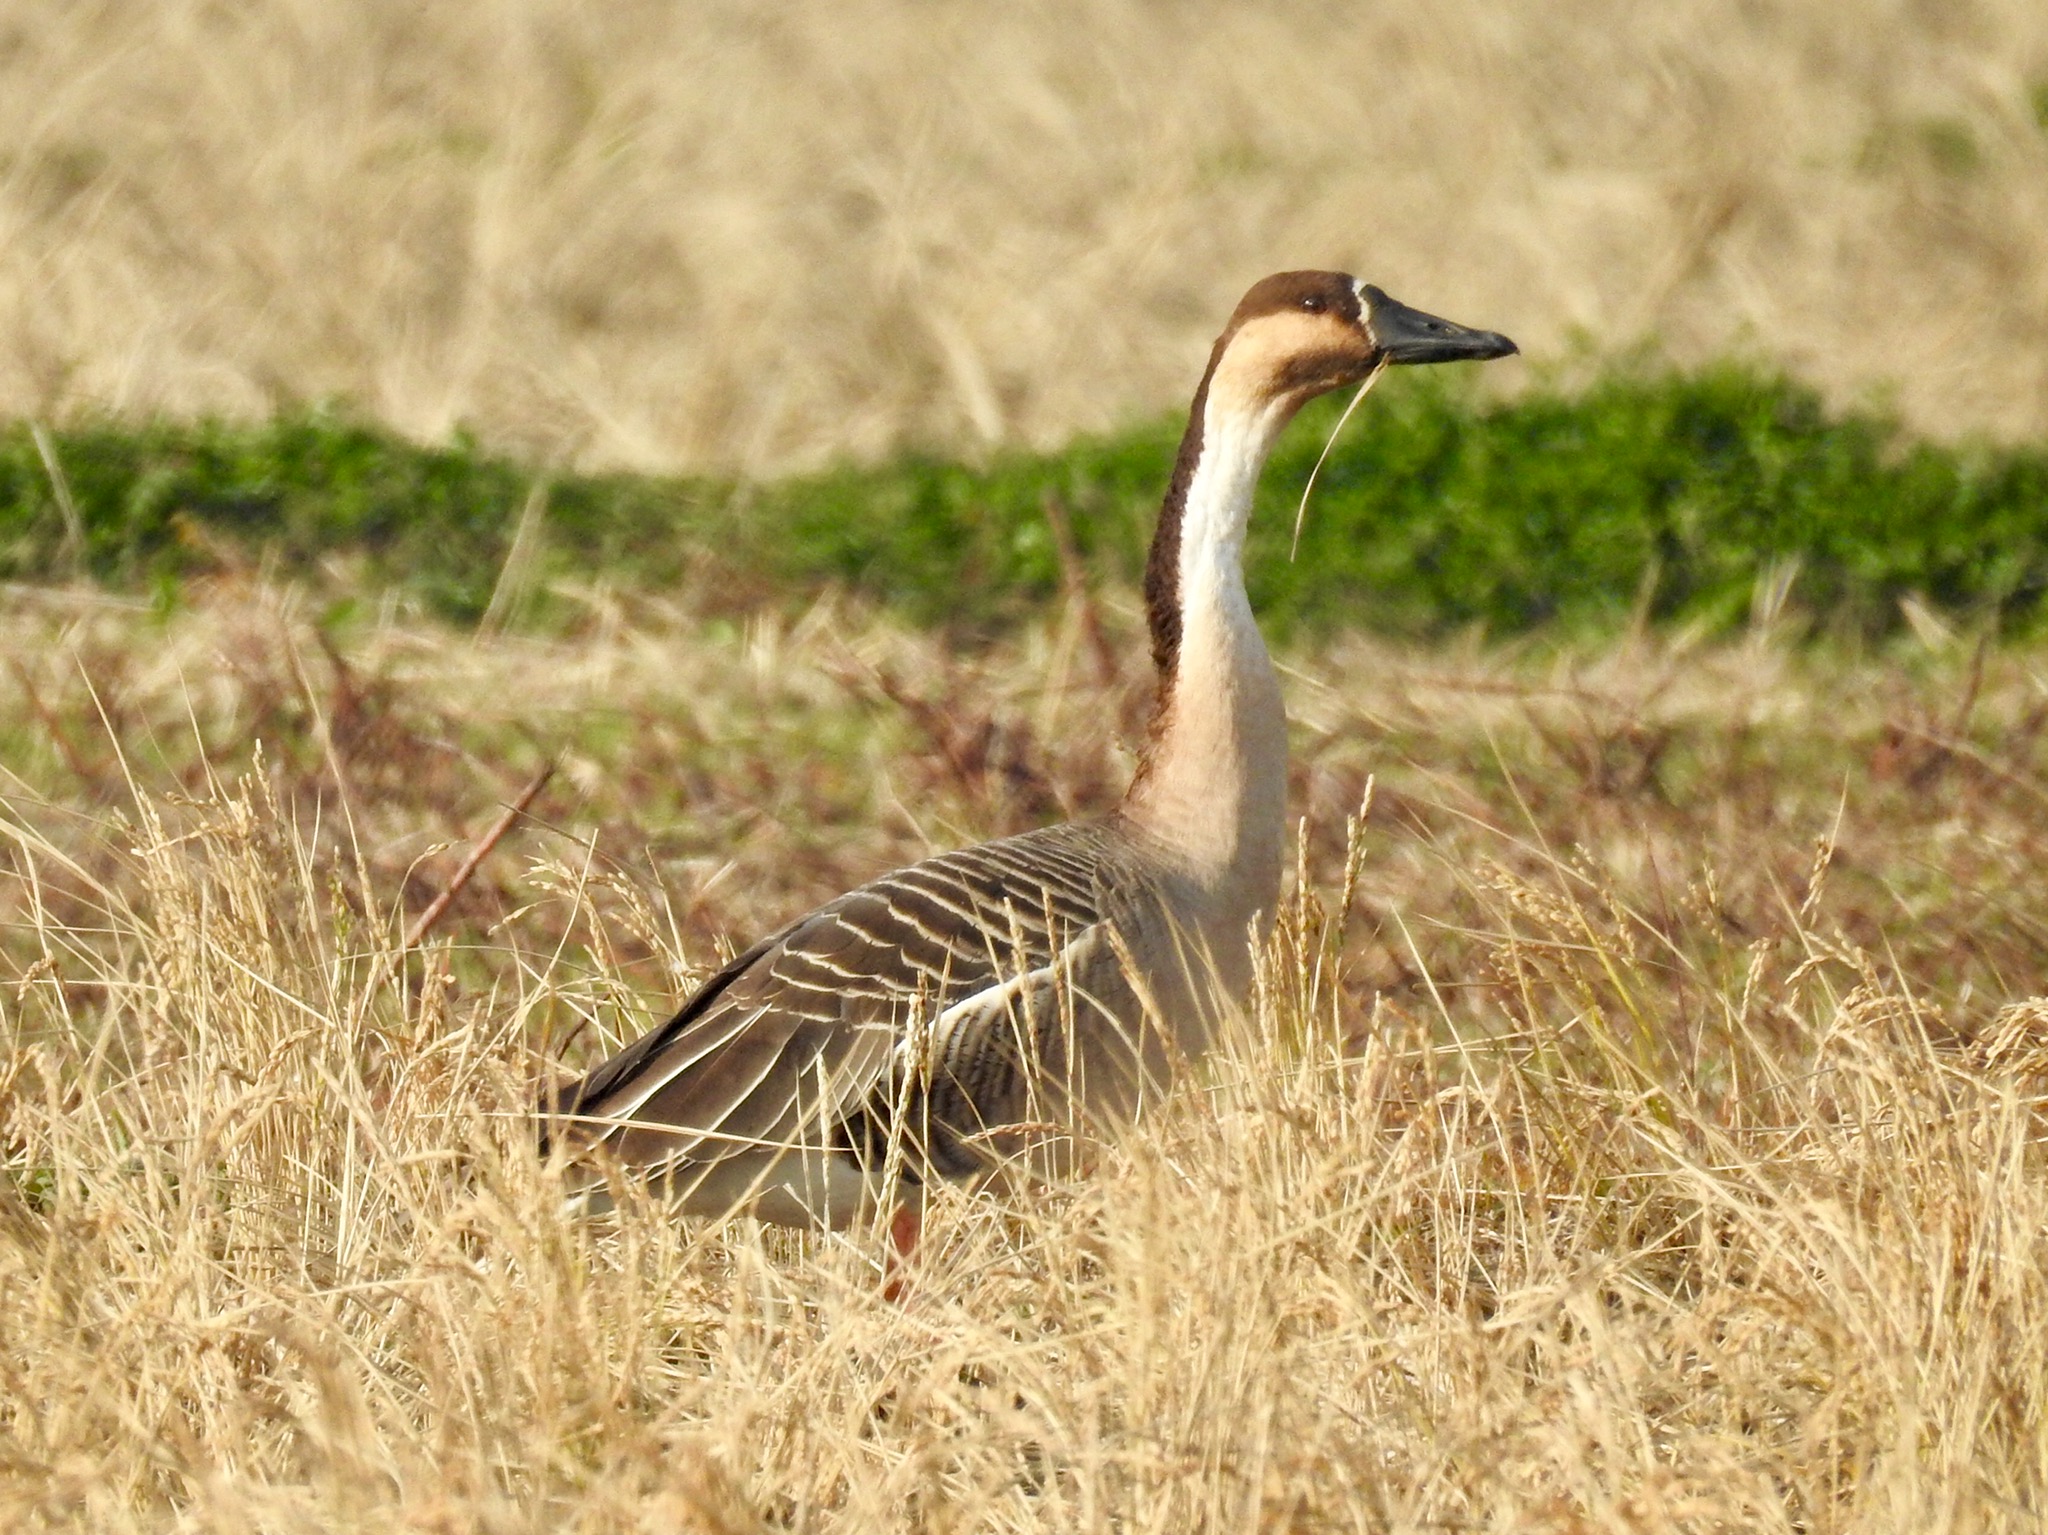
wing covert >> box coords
[551,822,1139,1185]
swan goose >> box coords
[547,271,1516,1265]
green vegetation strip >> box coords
[3,366,2045,638]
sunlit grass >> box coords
[4,581,2046,1529]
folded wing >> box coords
[549,821,1156,1211]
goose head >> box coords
[1205,270,1517,426]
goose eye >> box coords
[1300,295,1327,313]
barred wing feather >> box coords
[553,822,1156,1209]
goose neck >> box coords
[1122,391,1291,910]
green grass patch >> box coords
[3,365,2045,639]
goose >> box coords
[547,271,1515,1270]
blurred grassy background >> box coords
[2,0,2046,473]
[7,370,2048,641]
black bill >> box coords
[1363,285,1517,365]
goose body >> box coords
[550,271,1515,1234]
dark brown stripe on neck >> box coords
[1142,344,1225,687]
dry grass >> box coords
[3,1,2048,469]
[4,578,2048,1530]
[9,8,2048,1525]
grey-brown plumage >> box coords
[548,270,1515,1232]
[551,820,1197,1225]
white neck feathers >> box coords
[1121,384,1293,924]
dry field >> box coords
[3,577,2047,1531]
[7,2,2048,1529]
[3,0,2048,468]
